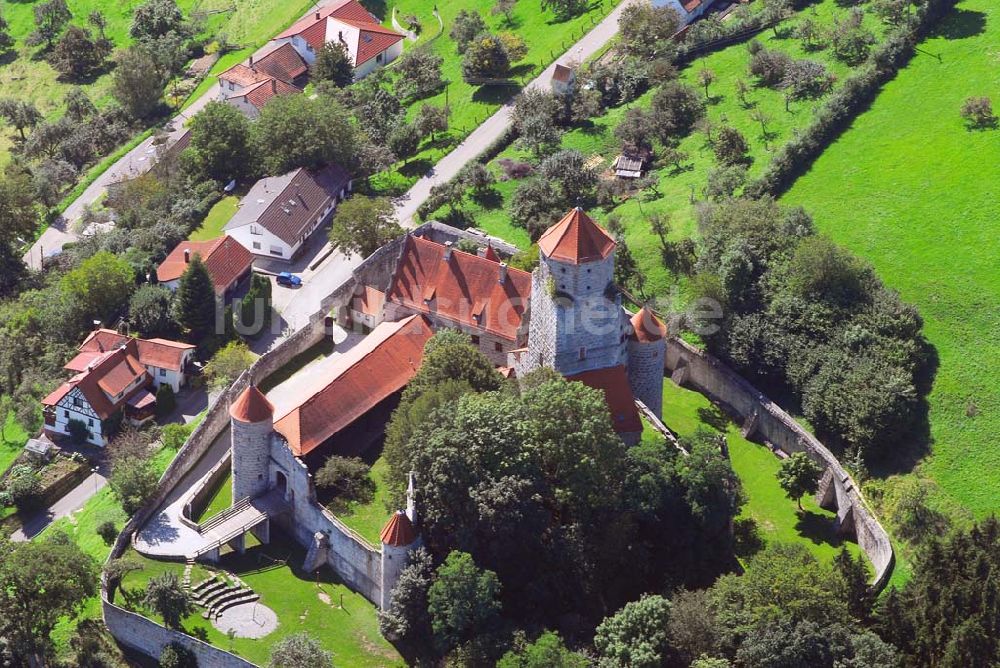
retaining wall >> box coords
[665,338,894,590]
[180,451,232,530]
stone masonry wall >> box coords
[665,338,895,591]
[627,338,666,420]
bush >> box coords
[315,456,375,508]
[961,96,996,129]
[5,465,42,509]
[155,383,176,419]
[497,158,534,180]
[96,520,118,545]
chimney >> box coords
[183,249,190,263]
[315,10,320,19]
[271,79,277,93]
[248,54,253,66]
[442,241,453,262]
[498,262,508,284]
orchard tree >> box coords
[113,46,167,119]
[328,196,403,259]
[651,81,703,143]
[511,88,563,157]
[618,3,681,60]
[0,100,43,140]
[172,254,216,338]
[450,10,487,53]
[462,33,511,82]
[492,0,517,25]
[777,452,823,510]
[269,633,332,668]
[65,87,97,121]
[27,0,72,50]
[312,42,354,88]
[185,101,256,183]
[961,96,996,129]
[713,126,750,166]
[542,0,587,20]
[698,68,716,100]
[388,121,422,166]
[51,26,110,81]
[615,108,655,156]
[0,12,14,52]
[414,103,449,141]
[396,48,445,101]
[130,0,185,41]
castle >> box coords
[226,207,667,609]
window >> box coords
[252,241,261,250]
[578,347,587,360]
[63,410,69,418]
[587,268,591,273]
[250,224,263,236]
[269,246,283,256]
[471,335,481,345]
[494,342,503,352]
[377,52,384,63]
[159,368,166,377]
[72,397,82,408]
[561,267,566,273]
[88,418,93,426]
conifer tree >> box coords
[172,255,216,339]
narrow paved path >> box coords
[392,0,632,225]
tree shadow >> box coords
[359,0,388,20]
[0,50,16,67]
[420,134,457,152]
[472,84,517,105]
[931,8,986,40]
[398,159,433,178]
[795,510,854,549]
[470,187,503,209]
[508,62,535,79]
[697,404,730,433]
[706,93,725,106]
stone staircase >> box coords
[190,571,259,621]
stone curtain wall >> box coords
[181,451,232,530]
[664,338,895,591]
[103,602,255,667]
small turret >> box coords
[627,306,667,420]
[230,384,275,503]
[379,510,419,609]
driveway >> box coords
[392,0,633,225]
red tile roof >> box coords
[253,42,308,82]
[235,77,303,111]
[682,0,702,12]
[274,0,402,64]
[273,316,433,456]
[352,285,385,317]
[552,63,574,83]
[567,365,642,435]
[157,236,254,295]
[68,330,194,373]
[538,207,616,264]
[230,385,275,423]
[380,510,417,546]
[219,63,270,87]
[630,306,667,343]
[226,165,350,247]
[45,346,152,420]
[483,244,499,262]
[386,236,532,342]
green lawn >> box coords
[662,379,863,566]
[0,410,28,474]
[369,0,619,194]
[118,532,402,666]
[194,467,233,523]
[782,0,999,520]
[190,195,239,241]
[429,0,884,299]
[336,455,392,548]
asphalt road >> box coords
[392,0,632,225]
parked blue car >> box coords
[276,272,302,287]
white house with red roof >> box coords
[654,0,719,23]
[156,235,254,298]
[42,330,195,446]
[272,0,404,80]
[217,43,308,117]
[224,165,351,262]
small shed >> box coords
[551,63,576,95]
[613,154,646,179]
[24,438,54,462]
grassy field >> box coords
[427,0,885,299]
[369,0,619,194]
[782,0,999,519]
[118,532,402,666]
[190,194,239,240]
[337,455,392,547]
[662,379,864,565]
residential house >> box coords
[64,329,197,394]
[653,0,719,24]
[218,43,307,117]
[380,235,533,365]
[551,63,576,96]
[156,236,254,299]
[224,165,352,262]
[272,0,404,80]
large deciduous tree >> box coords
[143,572,191,628]
[396,47,445,101]
[618,3,681,60]
[130,0,186,41]
[185,101,256,183]
[428,551,502,652]
[252,94,359,174]
[60,250,136,324]
[461,33,511,82]
[594,595,673,668]
[268,633,333,668]
[50,26,111,81]
[113,46,167,120]
[27,0,72,50]
[312,42,354,88]
[327,196,403,259]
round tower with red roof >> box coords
[526,207,628,376]
[230,383,275,503]
[627,306,667,420]
[379,472,420,608]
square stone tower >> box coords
[523,208,628,377]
